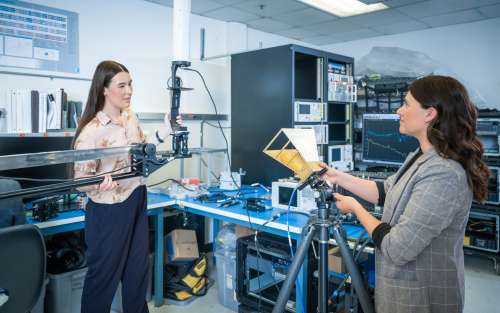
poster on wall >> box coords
[0,0,79,73]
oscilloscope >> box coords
[361,114,419,167]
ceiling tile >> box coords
[371,19,428,34]
[191,0,224,14]
[331,28,384,41]
[378,0,427,8]
[233,0,308,16]
[202,7,260,22]
[300,35,339,45]
[211,0,246,5]
[396,0,500,18]
[343,9,409,27]
[274,27,318,39]
[478,3,500,18]
[303,19,359,36]
[273,8,338,27]
[246,17,293,32]
[143,0,173,7]
[420,9,485,27]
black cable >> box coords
[146,178,196,191]
[205,121,231,129]
[353,230,367,258]
[354,237,372,263]
[181,68,241,194]
[199,156,220,183]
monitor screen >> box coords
[362,114,419,166]
[278,186,297,207]
[0,136,74,190]
[329,147,341,162]
[299,103,310,114]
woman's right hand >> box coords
[98,174,117,191]
[319,162,341,185]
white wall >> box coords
[322,17,500,109]
[0,0,315,183]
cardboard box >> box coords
[328,247,345,273]
[165,229,199,262]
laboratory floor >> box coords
[143,254,500,313]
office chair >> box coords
[0,179,26,228]
[0,224,46,313]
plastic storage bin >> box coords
[215,250,238,311]
[45,267,87,313]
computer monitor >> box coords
[0,136,74,191]
[362,114,419,167]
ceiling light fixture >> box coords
[297,0,388,17]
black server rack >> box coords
[467,111,500,274]
[231,44,355,186]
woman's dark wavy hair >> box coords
[72,60,128,147]
[409,75,489,202]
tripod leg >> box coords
[296,235,308,313]
[331,225,374,313]
[319,225,329,313]
[272,225,316,313]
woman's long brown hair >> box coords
[72,60,128,147]
[409,75,489,202]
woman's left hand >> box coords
[333,193,362,215]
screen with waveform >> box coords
[362,114,419,166]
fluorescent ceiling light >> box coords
[298,0,389,17]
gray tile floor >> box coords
[145,254,500,313]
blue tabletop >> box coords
[29,187,369,241]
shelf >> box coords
[327,100,352,104]
[327,121,350,125]
[329,140,349,145]
[293,121,327,125]
[0,69,91,81]
[294,98,322,103]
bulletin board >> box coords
[0,0,79,73]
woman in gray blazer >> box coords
[321,75,490,313]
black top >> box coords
[372,149,423,248]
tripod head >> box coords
[297,168,328,191]
[297,168,353,222]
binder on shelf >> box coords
[38,92,48,133]
[24,89,32,133]
[31,90,40,133]
[6,90,15,133]
[1,87,78,134]
[60,89,68,129]
[68,101,82,129]
[47,93,57,130]
[14,90,21,132]
[0,90,6,133]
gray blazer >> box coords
[375,148,472,313]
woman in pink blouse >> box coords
[73,60,177,313]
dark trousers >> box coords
[81,186,150,313]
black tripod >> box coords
[272,170,374,313]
